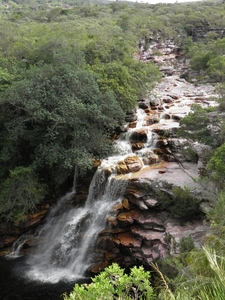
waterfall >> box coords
[23,169,127,283]
[9,107,154,283]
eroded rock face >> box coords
[89,37,218,274]
[0,208,48,255]
[90,168,212,273]
[3,36,218,277]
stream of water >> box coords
[2,169,128,299]
[2,39,218,299]
[2,105,154,299]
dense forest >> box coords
[1,0,225,298]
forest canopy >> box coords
[2,0,225,299]
[1,0,225,224]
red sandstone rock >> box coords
[107,217,118,227]
[127,194,149,210]
[131,227,165,244]
[104,167,113,175]
[144,198,159,207]
[148,154,160,165]
[135,213,165,231]
[112,232,142,248]
[158,169,166,174]
[92,159,102,168]
[132,142,144,151]
[129,129,148,143]
[141,245,153,258]
[116,161,129,174]
[156,139,168,147]
[126,190,145,199]
[2,235,17,247]
[117,212,134,226]
[122,198,130,210]
[25,209,47,228]
[124,156,143,172]
[154,148,164,155]
[112,202,124,212]
[128,121,137,128]
[144,108,151,114]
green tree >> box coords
[179,236,195,254]
[208,143,225,185]
[215,82,225,112]
[207,56,225,81]
[159,186,200,223]
[0,51,125,190]
[190,50,212,72]
[0,166,46,223]
[177,104,213,145]
[63,263,155,300]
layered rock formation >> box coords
[3,37,218,278]
[89,38,218,274]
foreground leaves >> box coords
[63,263,155,300]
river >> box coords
[1,37,218,299]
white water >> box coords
[8,107,153,283]
[8,45,218,283]
[23,169,127,283]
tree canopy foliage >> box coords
[0,0,163,223]
[63,263,155,300]
[1,0,225,299]
[1,52,125,185]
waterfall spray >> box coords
[8,108,154,283]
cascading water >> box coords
[24,169,128,283]
[8,107,155,284]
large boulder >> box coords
[129,129,148,143]
[124,156,143,173]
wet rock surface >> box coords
[3,37,219,278]
[90,38,218,273]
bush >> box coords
[179,236,195,253]
[63,263,155,300]
[177,104,213,145]
[208,143,225,186]
[0,166,46,223]
[159,186,200,223]
[207,191,225,238]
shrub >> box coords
[0,166,46,223]
[159,186,200,223]
[177,104,213,145]
[63,263,155,300]
[208,143,225,186]
[179,236,195,253]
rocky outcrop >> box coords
[90,161,213,273]
[192,26,225,41]
[0,208,48,255]
[89,37,218,274]
[3,36,219,278]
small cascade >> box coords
[21,168,128,283]
[8,104,156,283]
[7,233,34,258]
[8,105,155,284]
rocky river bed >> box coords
[87,38,219,273]
[0,38,220,286]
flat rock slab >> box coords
[119,162,214,202]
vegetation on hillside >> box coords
[1,0,225,298]
[2,0,225,224]
[64,194,225,299]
